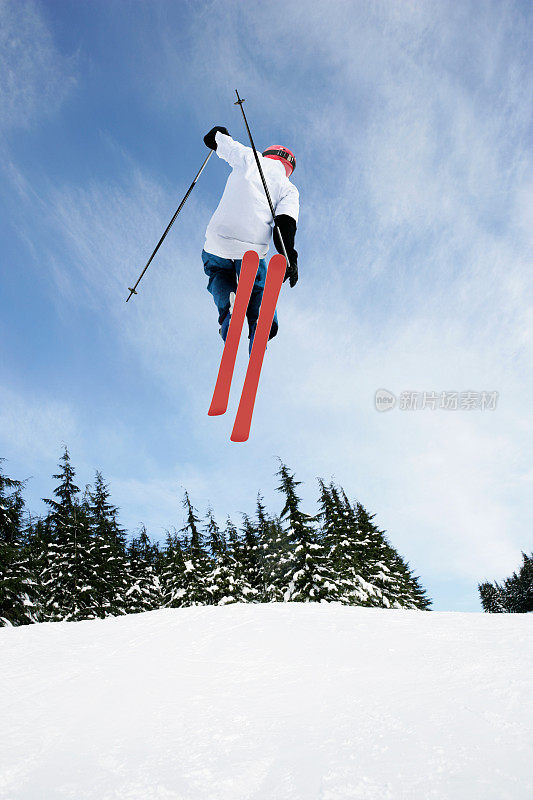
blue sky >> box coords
[1,0,531,611]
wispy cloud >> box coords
[0,0,76,135]
[41,167,217,386]
[0,385,78,463]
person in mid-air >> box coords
[202,126,299,353]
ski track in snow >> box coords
[1,604,532,799]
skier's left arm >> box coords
[274,184,299,287]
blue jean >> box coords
[202,250,279,339]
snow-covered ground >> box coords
[1,604,532,799]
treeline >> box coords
[478,553,533,613]
[0,450,431,626]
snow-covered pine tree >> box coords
[161,532,187,607]
[348,497,429,609]
[255,495,285,602]
[317,481,372,605]
[239,515,261,600]
[409,571,432,609]
[224,518,256,602]
[478,582,505,612]
[0,460,37,626]
[86,471,130,617]
[126,526,163,613]
[226,517,242,564]
[205,509,225,557]
[383,549,431,610]
[179,493,211,606]
[501,553,533,613]
[350,499,399,608]
[479,553,533,613]
[204,511,239,605]
[24,515,53,620]
[41,449,98,621]
[276,464,338,603]
[320,488,392,608]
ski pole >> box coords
[126,150,214,302]
[234,89,290,266]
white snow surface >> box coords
[1,604,532,799]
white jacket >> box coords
[204,132,299,260]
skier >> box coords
[202,126,299,352]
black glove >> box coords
[204,126,229,150]
[273,214,298,287]
[284,255,298,288]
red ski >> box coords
[231,254,286,442]
[208,250,259,416]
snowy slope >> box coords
[1,604,532,800]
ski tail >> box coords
[208,250,259,416]
[230,254,286,442]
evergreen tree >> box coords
[479,553,533,613]
[25,515,53,621]
[0,461,37,625]
[179,493,211,606]
[317,481,371,605]
[255,495,286,602]
[86,471,130,617]
[41,449,98,621]
[276,464,338,602]
[504,553,533,612]
[385,548,431,610]
[204,512,240,605]
[223,518,255,602]
[349,497,430,609]
[205,509,224,557]
[226,518,242,564]
[347,500,391,607]
[161,532,187,607]
[240,515,261,600]
[478,581,506,612]
[126,526,163,613]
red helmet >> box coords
[262,145,296,177]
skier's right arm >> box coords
[214,132,253,170]
[203,126,229,150]
[203,126,252,168]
